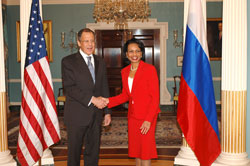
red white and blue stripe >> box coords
[177,0,221,165]
[17,0,60,165]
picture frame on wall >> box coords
[207,18,222,61]
[16,20,53,62]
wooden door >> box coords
[96,29,160,98]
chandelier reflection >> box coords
[93,0,151,30]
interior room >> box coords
[1,0,250,165]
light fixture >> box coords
[173,29,183,48]
[60,29,78,53]
[93,0,151,30]
[116,29,133,42]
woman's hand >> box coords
[101,97,109,105]
[140,121,151,135]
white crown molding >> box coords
[4,0,223,6]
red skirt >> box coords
[127,116,158,160]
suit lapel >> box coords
[75,52,95,85]
[131,61,144,94]
[122,66,130,95]
[93,54,99,82]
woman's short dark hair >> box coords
[123,38,145,60]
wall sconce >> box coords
[173,29,183,48]
[60,29,78,53]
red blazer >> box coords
[108,61,160,122]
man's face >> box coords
[77,32,95,55]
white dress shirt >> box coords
[128,77,133,93]
[79,49,95,68]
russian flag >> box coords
[177,0,221,165]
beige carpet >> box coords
[8,116,182,148]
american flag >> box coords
[17,0,60,165]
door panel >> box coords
[145,47,153,64]
[103,48,122,67]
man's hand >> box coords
[140,121,151,135]
[92,96,108,109]
[103,114,111,126]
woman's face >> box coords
[126,43,142,63]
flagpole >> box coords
[18,0,60,165]
[38,148,55,165]
[38,159,41,166]
[174,0,199,164]
[175,0,221,165]
[35,1,56,165]
[20,0,31,89]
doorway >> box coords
[87,19,171,105]
[96,29,160,97]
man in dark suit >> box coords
[61,28,111,166]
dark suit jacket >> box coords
[61,52,110,126]
[108,61,160,122]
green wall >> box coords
[5,2,222,104]
[6,5,21,102]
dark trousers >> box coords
[67,116,101,166]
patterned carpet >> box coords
[8,116,182,148]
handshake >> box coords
[91,96,109,109]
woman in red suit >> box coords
[106,38,160,166]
